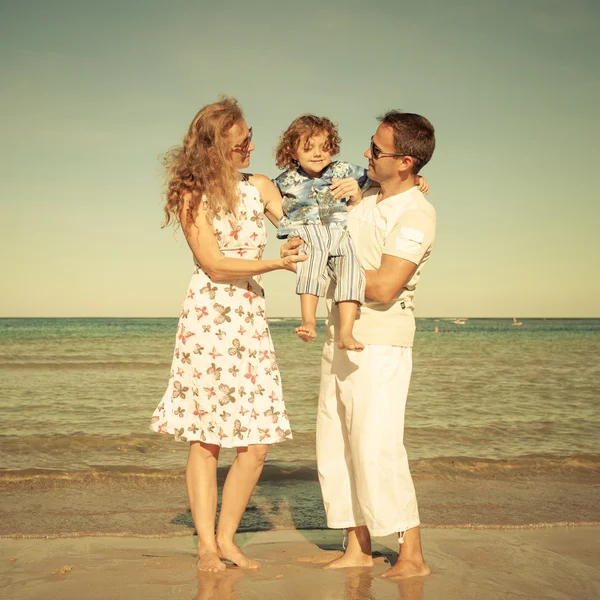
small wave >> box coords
[423,522,600,530]
[0,432,317,455]
[0,462,318,486]
[0,433,177,454]
[2,521,599,540]
[0,466,183,483]
[2,455,599,489]
[0,361,169,370]
[411,454,600,477]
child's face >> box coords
[293,131,332,177]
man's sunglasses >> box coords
[370,136,407,160]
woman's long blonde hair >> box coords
[163,96,244,228]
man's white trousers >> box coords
[316,341,420,537]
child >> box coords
[273,115,429,352]
[271,116,363,351]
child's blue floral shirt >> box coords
[273,161,370,239]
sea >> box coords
[1,317,599,538]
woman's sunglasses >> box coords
[232,127,253,153]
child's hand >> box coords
[417,176,430,194]
[331,177,363,206]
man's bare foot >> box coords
[338,333,364,351]
[324,551,374,569]
[381,558,431,579]
[197,549,226,572]
[217,538,261,569]
[296,321,317,342]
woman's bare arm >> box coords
[180,194,302,281]
[250,174,284,227]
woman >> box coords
[150,97,303,572]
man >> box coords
[283,110,436,579]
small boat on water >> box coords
[453,318,467,325]
[512,317,523,326]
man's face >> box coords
[227,120,254,170]
[364,124,401,183]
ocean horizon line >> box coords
[1,316,599,320]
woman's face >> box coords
[227,120,254,170]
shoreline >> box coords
[3,472,599,537]
[2,521,600,540]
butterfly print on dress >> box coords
[150,180,292,447]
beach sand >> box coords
[1,527,599,600]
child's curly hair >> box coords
[275,115,341,169]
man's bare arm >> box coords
[365,254,418,303]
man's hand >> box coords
[331,177,363,207]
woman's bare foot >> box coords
[324,550,374,570]
[296,321,317,342]
[197,548,226,572]
[217,538,261,569]
[381,558,431,579]
[338,333,364,351]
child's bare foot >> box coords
[217,538,261,569]
[296,321,317,342]
[338,333,364,351]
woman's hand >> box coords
[279,237,305,272]
[280,236,303,258]
[279,253,306,273]
[417,175,430,194]
[331,177,363,206]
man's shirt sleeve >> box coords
[383,209,436,264]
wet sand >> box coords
[2,471,600,536]
[1,527,599,600]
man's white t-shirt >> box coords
[326,186,436,347]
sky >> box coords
[1,0,599,318]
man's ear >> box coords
[398,155,415,175]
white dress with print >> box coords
[150,179,292,447]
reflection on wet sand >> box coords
[392,575,425,600]
[196,568,246,600]
[341,568,374,600]
[334,567,425,600]
[195,561,426,600]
